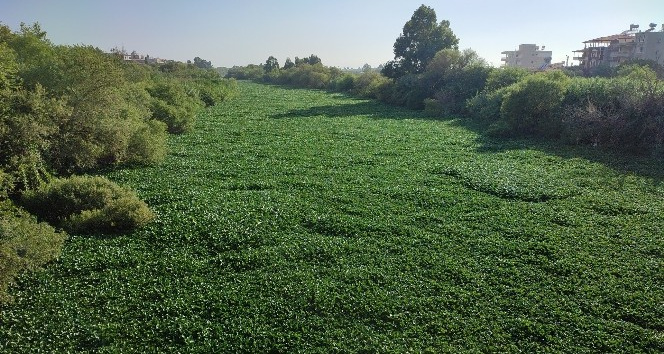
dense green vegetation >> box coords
[227,5,664,157]
[1,81,661,352]
[0,23,236,302]
[21,175,155,235]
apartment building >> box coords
[574,23,664,69]
[633,24,664,65]
[501,44,553,70]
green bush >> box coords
[466,86,510,123]
[386,74,428,109]
[21,175,154,234]
[484,66,531,92]
[195,79,237,107]
[0,83,66,188]
[289,63,331,89]
[147,80,201,134]
[0,200,66,303]
[329,73,355,92]
[500,71,570,137]
[351,71,392,99]
[560,67,664,153]
[126,119,168,165]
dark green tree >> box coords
[306,54,322,65]
[193,56,213,69]
[382,5,459,78]
[283,57,295,69]
[265,56,279,72]
[294,55,322,67]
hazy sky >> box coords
[3,0,662,68]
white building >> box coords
[501,44,553,70]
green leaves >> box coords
[1,82,662,352]
[385,5,459,78]
[21,175,154,234]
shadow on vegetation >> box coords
[271,100,430,121]
[449,119,664,185]
[271,95,663,183]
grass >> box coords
[1,81,662,352]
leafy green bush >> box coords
[147,80,202,134]
[420,49,491,116]
[289,63,332,89]
[0,200,66,303]
[351,71,392,99]
[386,74,429,109]
[195,79,237,107]
[466,86,510,123]
[500,71,570,137]
[225,64,264,80]
[560,66,664,153]
[484,66,531,92]
[126,119,168,165]
[21,175,154,234]
[329,73,355,92]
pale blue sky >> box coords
[2,0,662,68]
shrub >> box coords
[329,73,355,92]
[351,71,392,99]
[126,119,168,165]
[21,175,154,234]
[560,67,664,153]
[386,74,428,109]
[147,79,202,134]
[195,79,237,107]
[500,71,570,137]
[0,200,66,303]
[466,86,510,123]
[484,67,531,92]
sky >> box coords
[2,0,662,68]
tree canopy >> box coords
[265,56,279,72]
[193,56,213,69]
[382,5,459,79]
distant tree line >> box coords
[227,4,664,157]
[0,22,237,302]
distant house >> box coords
[574,23,664,69]
[501,44,552,70]
[119,50,167,64]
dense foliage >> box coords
[227,5,664,157]
[21,175,155,234]
[0,201,66,303]
[382,4,459,78]
[1,82,661,351]
[0,23,236,302]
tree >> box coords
[294,54,322,67]
[265,56,279,72]
[306,54,322,65]
[382,5,458,79]
[193,56,213,69]
[283,57,295,70]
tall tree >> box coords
[264,56,279,72]
[283,57,295,69]
[382,5,459,79]
[306,54,322,65]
